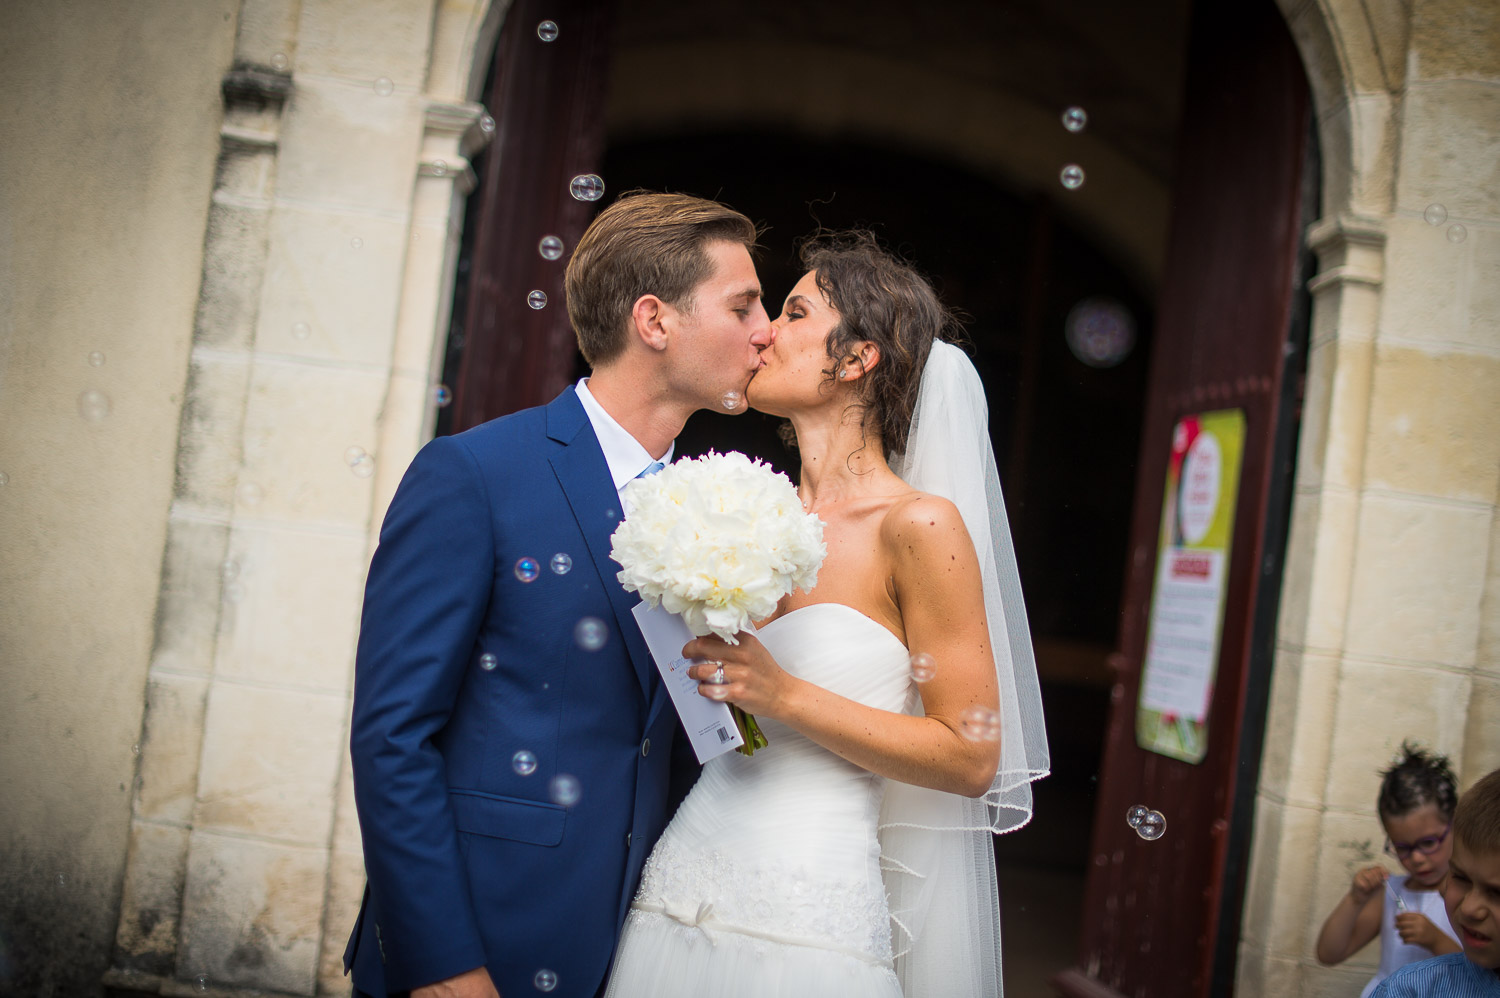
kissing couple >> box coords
[343,192,1049,998]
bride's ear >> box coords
[838,342,880,382]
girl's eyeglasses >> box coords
[1384,823,1451,859]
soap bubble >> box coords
[909,653,936,683]
[1424,203,1448,226]
[350,236,363,249]
[570,174,605,201]
[78,389,111,421]
[351,454,375,478]
[1126,804,1150,828]
[1136,810,1167,841]
[291,321,311,340]
[514,557,541,583]
[538,235,565,260]
[959,705,1002,742]
[478,114,495,134]
[270,52,289,72]
[527,290,548,310]
[575,616,607,651]
[222,559,240,583]
[237,482,263,505]
[1061,106,1088,132]
[373,77,393,97]
[131,743,141,756]
[56,873,65,887]
[550,553,573,575]
[431,159,447,177]
[721,390,742,410]
[344,445,367,466]
[88,351,105,367]
[549,774,581,806]
[1447,224,1468,244]
[512,751,537,776]
[479,653,498,672]
[195,975,209,993]
[0,471,9,487]
[534,969,558,992]
[1066,297,1136,368]
[432,384,453,408]
[1060,164,1086,190]
[536,20,559,42]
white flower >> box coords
[610,451,825,643]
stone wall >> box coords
[1240,0,1500,993]
[0,3,239,995]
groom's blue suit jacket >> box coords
[344,387,687,997]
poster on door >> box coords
[1136,408,1246,763]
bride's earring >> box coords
[837,370,848,380]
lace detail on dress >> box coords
[633,836,894,964]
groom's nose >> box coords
[750,306,773,350]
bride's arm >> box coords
[685,494,1002,798]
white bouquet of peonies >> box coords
[611,451,826,754]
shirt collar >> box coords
[575,378,674,491]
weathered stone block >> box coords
[1364,345,1500,502]
[173,353,253,513]
[293,0,436,88]
[1344,495,1491,668]
[214,523,365,692]
[275,76,424,214]
[194,683,344,844]
[178,831,327,994]
[1394,81,1500,219]
[236,359,388,527]
[113,821,190,974]
[136,672,210,823]
[196,200,274,351]
[149,519,229,678]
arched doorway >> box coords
[444,0,1315,992]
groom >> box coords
[344,192,771,998]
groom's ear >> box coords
[631,294,671,352]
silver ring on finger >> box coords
[710,663,726,685]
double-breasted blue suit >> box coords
[344,387,688,997]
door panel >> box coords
[450,0,616,431]
[1056,0,1311,994]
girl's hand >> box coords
[684,631,797,718]
[1349,865,1388,905]
[1394,912,1444,950]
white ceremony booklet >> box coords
[631,601,746,763]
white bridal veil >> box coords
[883,339,1051,997]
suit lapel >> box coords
[546,389,657,706]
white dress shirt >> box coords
[575,378,674,498]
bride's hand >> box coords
[684,632,796,717]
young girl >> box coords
[1316,742,1463,996]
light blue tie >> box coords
[636,460,666,479]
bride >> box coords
[604,231,1049,997]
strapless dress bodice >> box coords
[621,603,913,971]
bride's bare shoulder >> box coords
[877,492,971,558]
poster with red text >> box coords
[1137,409,1246,763]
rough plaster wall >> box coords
[0,2,238,994]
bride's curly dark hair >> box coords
[783,230,964,455]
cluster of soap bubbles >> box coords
[78,389,111,422]
[959,705,1002,742]
[1126,804,1166,841]
[1058,105,1087,191]
[574,616,607,651]
[909,652,936,683]
[345,445,375,478]
[1424,203,1468,243]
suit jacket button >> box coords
[640,738,651,757]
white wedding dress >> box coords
[604,602,912,997]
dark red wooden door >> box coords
[450,0,616,431]
[1055,0,1313,995]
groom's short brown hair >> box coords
[566,191,758,366]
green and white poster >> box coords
[1136,408,1246,764]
